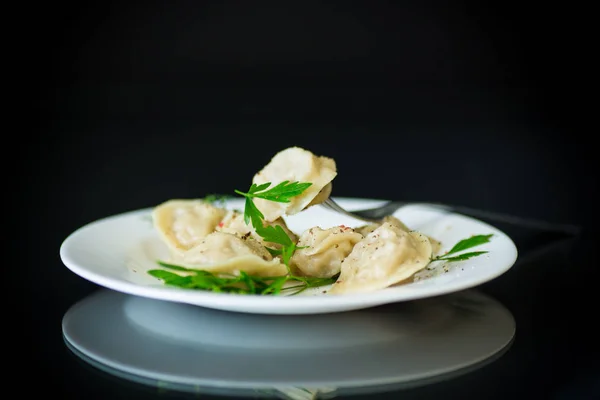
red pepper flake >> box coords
[218,222,224,228]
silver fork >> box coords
[321,197,581,234]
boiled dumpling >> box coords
[166,231,288,277]
[307,182,333,207]
[252,147,337,222]
[354,215,411,236]
[328,222,433,294]
[214,209,255,238]
[354,215,441,255]
[291,226,363,278]
[153,199,228,258]
[215,209,298,249]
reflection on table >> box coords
[63,288,515,399]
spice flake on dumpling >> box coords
[215,209,298,250]
[328,222,433,294]
[355,215,441,255]
[165,231,288,277]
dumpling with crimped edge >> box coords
[354,215,442,255]
[252,146,337,222]
[328,222,433,294]
[291,226,363,278]
[354,215,411,236]
[153,199,228,258]
[164,231,288,277]
[215,209,298,249]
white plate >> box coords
[63,288,515,397]
[60,198,518,314]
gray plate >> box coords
[62,289,515,398]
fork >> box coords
[321,197,581,235]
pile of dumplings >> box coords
[153,147,441,295]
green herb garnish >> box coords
[235,181,313,204]
[234,181,312,269]
[148,261,336,295]
[431,234,493,262]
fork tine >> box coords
[322,198,380,223]
[323,198,347,214]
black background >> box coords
[23,1,598,399]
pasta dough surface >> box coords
[355,216,441,255]
[169,231,288,277]
[252,147,337,222]
[153,199,227,257]
[291,226,363,278]
[215,210,298,249]
[328,223,433,294]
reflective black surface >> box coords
[62,285,516,397]
[24,1,598,399]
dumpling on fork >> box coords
[252,146,337,222]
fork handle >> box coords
[383,201,581,235]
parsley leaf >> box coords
[433,251,489,262]
[431,234,493,262]
[243,196,265,227]
[443,234,493,256]
[235,181,313,203]
[234,180,312,268]
[257,224,294,247]
[148,261,335,296]
[279,243,298,267]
